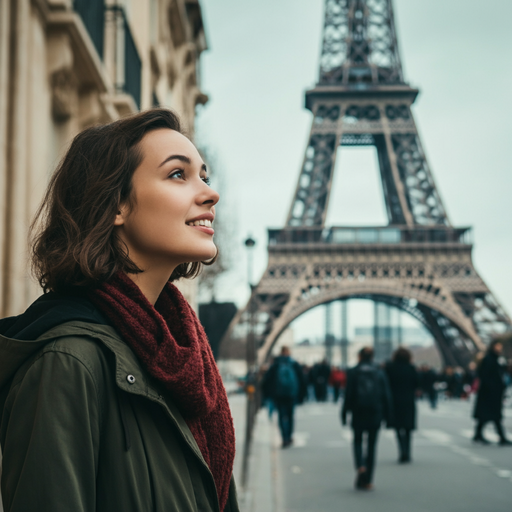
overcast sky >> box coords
[196,0,512,341]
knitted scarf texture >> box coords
[89,272,235,511]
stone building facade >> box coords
[0,0,208,316]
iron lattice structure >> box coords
[224,0,512,366]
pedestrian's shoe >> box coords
[282,438,292,448]
[399,455,411,463]
[355,467,367,489]
[498,438,512,446]
[472,435,491,445]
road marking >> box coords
[419,428,512,485]
[460,428,501,443]
[420,429,453,444]
[305,407,328,416]
[293,432,310,447]
[324,440,346,448]
[340,430,352,442]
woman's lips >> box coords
[189,224,214,235]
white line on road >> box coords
[293,432,310,448]
[419,428,512,485]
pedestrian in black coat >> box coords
[311,359,331,401]
[385,347,419,463]
[341,347,392,490]
[472,340,511,445]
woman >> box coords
[385,347,419,463]
[0,109,239,511]
[472,340,511,445]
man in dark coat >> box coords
[385,347,419,463]
[473,340,511,445]
[262,346,306,447]
[341,347,392,490]
[310,359,331,401]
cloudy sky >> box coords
[196,0,512,341]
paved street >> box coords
[235,396,512,512]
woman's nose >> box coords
[200,182,220,206]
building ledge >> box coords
[45,10,113,95]
[109,93,139,117]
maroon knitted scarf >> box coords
[88,272,235,511]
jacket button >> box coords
[127,374,136,384]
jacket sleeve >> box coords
[261,364,276,400]
[341,369,354,425]
[380,371,394,426]
[1,349,101,512]
[293,362,307,403]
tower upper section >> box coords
[319,0,404,86]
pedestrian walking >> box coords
[419,364,438,409]
[262,346,305,447]
[329,366,347,402]
[311,359,331,401]
[0,109,239,512]
[385,347,419,463]
[472,339,512,445]
[341,347,392,490]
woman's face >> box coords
[115,129,219,273]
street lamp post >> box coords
[241,235,257,488]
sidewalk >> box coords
[229,394,283,512]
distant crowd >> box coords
[261,340,512,490]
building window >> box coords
[106,5,142,109]
[74,0,106,59]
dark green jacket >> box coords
[0,295,239,512]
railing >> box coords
[268,226,472,246]
[74,0,106,59]
[106,6,142,109]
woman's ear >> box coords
[114,204,127,226]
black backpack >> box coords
[355,365,380,409]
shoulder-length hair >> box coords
[393,346,412,363]
[31,108,214,293]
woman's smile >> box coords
[186,213,215,235]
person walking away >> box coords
[420,364,438,409]
[311,359,331,401]
[329,367,347,402]
[385,347,419,463]
[263,346,305,447]
[472,340,512,445]
[341,347,392,490]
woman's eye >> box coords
[202,176,211,186]
[169,170,185,180]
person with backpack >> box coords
[341,347,392,490]
[263,346,305,447]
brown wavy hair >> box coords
[31,108,215,293]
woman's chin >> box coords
[186,248,217,264]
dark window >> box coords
[74,0,106,59]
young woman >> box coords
[472,340,511,445]
[385,347,419,463]
[0,109,239,512]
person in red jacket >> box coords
[329,366,347,402]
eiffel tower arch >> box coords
[224,0,512,367]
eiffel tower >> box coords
[225,0,512,367]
